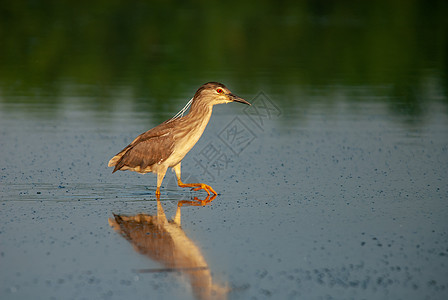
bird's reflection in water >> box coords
[108,194,227,300]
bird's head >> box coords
[194,82,251,106]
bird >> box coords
[108,82,250,196]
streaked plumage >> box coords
[108,82,250,196]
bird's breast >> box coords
[165,110,212,167]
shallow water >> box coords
[1,91,447,299]
[1,1,448,300]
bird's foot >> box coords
[177,181,217,195]
[191,183,217,195]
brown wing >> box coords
[109,121,176,173]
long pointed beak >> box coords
[228,93,251,105]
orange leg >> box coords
[155,168,167,197]
[173,163,217,195]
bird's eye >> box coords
[216,88,223,94]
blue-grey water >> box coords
[1,1,447,299]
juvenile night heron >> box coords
[108,82,250,196]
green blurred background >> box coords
[0,0,447,122]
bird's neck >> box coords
[185,100,213,125]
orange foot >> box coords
[177,181,217,196]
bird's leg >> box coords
[173,163,217,195]
[155,168,167,197]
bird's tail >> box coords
[108,148,129,173]
[108,155,121,168]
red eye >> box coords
[216,88,223,94]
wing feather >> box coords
[108,121,176,173]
